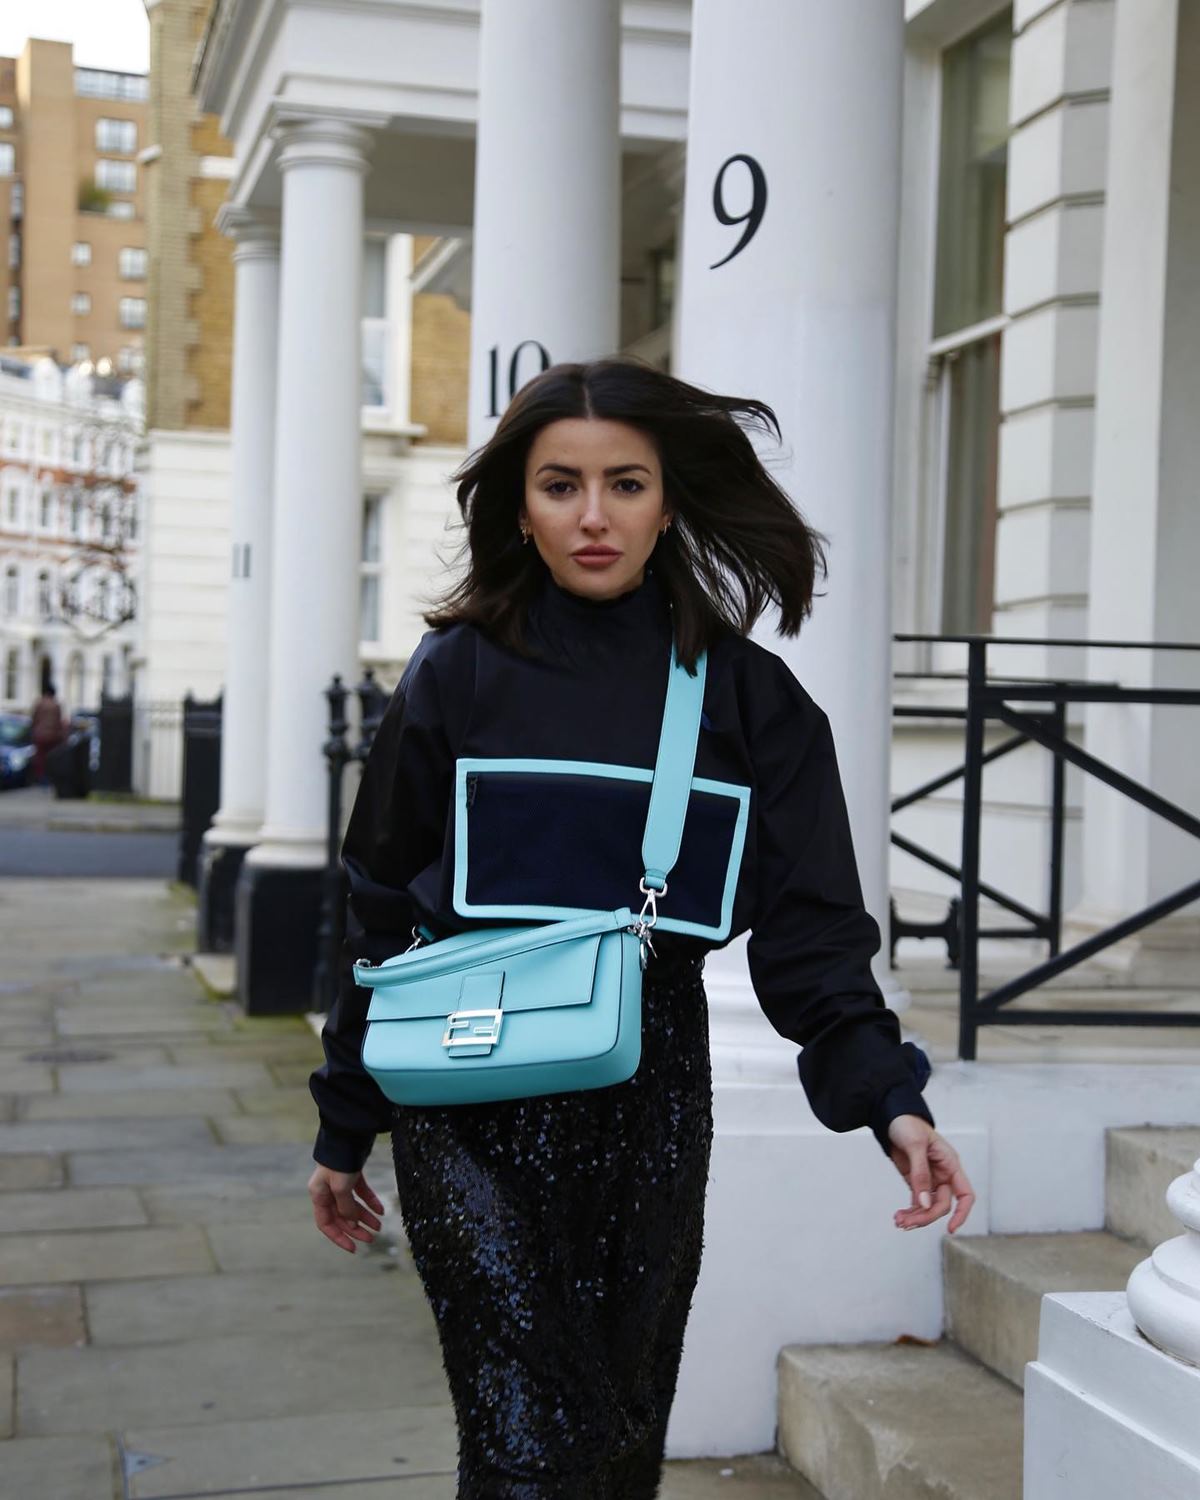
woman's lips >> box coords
[572,550,622,567]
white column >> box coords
[1076,0,1200,963]
[674,0,908,1039]
[207,208,280,846]
[246,117,373,868]
[466,0,620,449]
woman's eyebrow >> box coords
[535,463,653,477]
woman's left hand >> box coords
[886,1115,975,1234]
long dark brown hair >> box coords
[423,356,828,671]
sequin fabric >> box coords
[389,952,713,1499]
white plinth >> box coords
[1025,1292,1200,1498]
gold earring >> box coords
[520,526,531,545]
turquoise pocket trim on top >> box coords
[452,755,750,940]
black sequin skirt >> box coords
[389,954,713,1499]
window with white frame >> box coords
[923,8,1011,637]
[3,565,18,617]
[0,105,13,128]
[71,292,91,316]
[72,241,92,266]
[4,483,18,526]
[8,232,18,269]
[119,297,145,329]
[3,646,17,699]
[360,493,384,642]
[7,285,18,321]
[107,200,135,220]
[361,238,388,410]
[96,118,137,153]
[37,569,51,620]
[10,181,21,218]
[118,246,146,280]
[117,345,143,374]
[95,158,136,193]
[38,489,53,531]
[0,143,13,176]
[70,497,82,536]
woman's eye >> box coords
[615,478,644,494]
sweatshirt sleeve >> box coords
[308,637,453,1172]
[743,654,934,1156]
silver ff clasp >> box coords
[632,877,666,972]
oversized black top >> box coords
[309,564,933,1173]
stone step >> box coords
[942,1230,1145,1388]
[1105,1125,1200,1247]
[777,1339,1023,1500]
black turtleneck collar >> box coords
[527,562,672,659]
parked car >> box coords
[0,712,34,789]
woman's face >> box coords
[519,417,671,600]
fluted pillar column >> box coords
[236,116,376,1013]
[198,208,280,952]
[674,0,909,1066]
[466,0,620,449]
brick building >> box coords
[0,39,148,374]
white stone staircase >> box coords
[774,1125,1200,1500]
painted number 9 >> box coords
[709,153,767,270]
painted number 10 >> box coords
[709,153,768,270]
[486,341,552,417]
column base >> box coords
[1025,1292,1200,1497]
[234,858,324,1015]
[197,836,253,955]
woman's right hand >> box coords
[308,1165,384,1253]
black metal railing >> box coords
[312,668,393,1012]
[891,633,1200,1060]
[178,691,223,887]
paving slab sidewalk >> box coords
[0,876,817,1499]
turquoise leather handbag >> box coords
[351,639,707,1106]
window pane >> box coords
[361,321,387,407]
[363,238,386,318]
[940,334,1002,634]
[933,10,1012,337]
[361,496,382,563]
[360,574,380,643]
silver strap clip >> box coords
[631,877,666,972]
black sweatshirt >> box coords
[309,563,933,1173]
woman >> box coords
[308,357,974,1498]
[30,682,66,787]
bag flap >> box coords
[354,905,633,988]
[365,929,605,1023]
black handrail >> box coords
[891,633,1200,1059]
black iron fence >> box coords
[891,633,1200,1060]
[178,691,223,887]
[94,688,134,793]
[312,668,393,1012]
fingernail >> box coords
[919,1191,931,1210]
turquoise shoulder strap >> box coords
[640,642,707,893]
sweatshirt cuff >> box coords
[870,1077,935,1157]
[312,1123,377,1174]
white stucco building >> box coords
[124,0,1200,1485]
[0,354,142,717]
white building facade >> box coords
[0,355,142,718]
[153,0,1198,1478]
